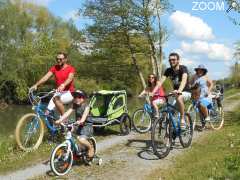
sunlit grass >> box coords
[146,107,240,180]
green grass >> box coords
[0,97,142,174]
[146,107,240,180]
[0,139,55,174]
[224,87,240,97]
[0,89,238,175]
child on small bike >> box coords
[55,90,94,159]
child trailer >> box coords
[89,90,131,135]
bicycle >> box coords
[132,94,156,133]
[151,93,193,159]
[50,122,102,176]
[15,89,63,151]
[187,90,224,130]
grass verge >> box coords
[146,107,240,180]
[224,87,240,97]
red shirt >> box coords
[152,86,165,101]
[49,64,75,92]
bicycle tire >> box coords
[15,113,44,151]
[151,115,172,159]
[120,113,131,135]
[179,113,193,148]
[50,144,73,176]
[83,137,97,165]
[209,103,224,130]
[132,108,151,133]
[187,104,197,130]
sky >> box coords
[24,0,240,80]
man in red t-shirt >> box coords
[30,52,75,115]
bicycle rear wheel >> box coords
[83,137,97,165]
[132,109,151,133]
[151,114,172,159]
[179,113,193,148]
[120,113,131,135]
[187,104,198,130]
[15,113,44,151]
[50,144,73,176]
[209,102,224,130]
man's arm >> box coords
[57,72,74,91]
[31,71,53,90]
[152,76,166,94]
[178,73,188,92]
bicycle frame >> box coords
[160,102,181,137]
[30,90,59,135]
[143,102,153,114]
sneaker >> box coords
[154,114,160,119]
[205,116,210,122]
[199,123,206,131]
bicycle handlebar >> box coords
[28,88,56,105]
[138,92,182,99]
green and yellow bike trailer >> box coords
[89,90,131,135]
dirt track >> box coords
[1,93,240,180]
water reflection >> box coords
[0,97,144,138]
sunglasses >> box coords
[56,57,65,61]
[169,58,177,61]
[148,76,155,79]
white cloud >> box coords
[181,58,196,66]
[169,11,214,40]
[172,49,198,68]
[181,41,233,61]
[64,10,80,21]
[22,0,55,6]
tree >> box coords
[83,0,150,89]
[0,0,85,103]
[82,0,171,89]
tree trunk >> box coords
[145,21,159,78]
[150,48,157,75]
[125,32,146,89]
[157,7,163,78]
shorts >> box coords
[199,97,213,109]
[152,98,165,105]
[182,91,191,101]
[76,123,93,139]
[47,91,73,111]
[168,91,191,105]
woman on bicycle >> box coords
[190,65,213,126]
[55,90,94,159]
[139,74,165,118]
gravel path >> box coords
[0,93,239,180]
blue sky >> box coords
[26,0,240,80]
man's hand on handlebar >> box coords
[57,84,65,92]
[171,90,182,96]
[29,85,37,91]
[55,119,62,125]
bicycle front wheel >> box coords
[132,109,152,133]
[179,113,193,148]
[15,113,44,151]
[209,105,224,130]
[50,144,73,176]
[151,115,172,159]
